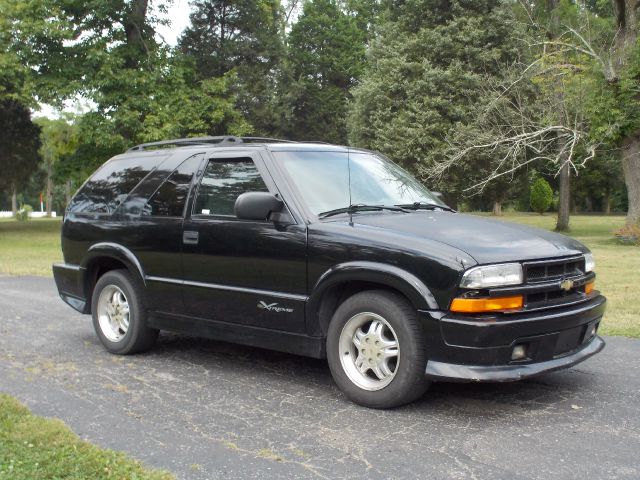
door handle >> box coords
[183,230,199,245]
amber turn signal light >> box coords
[585,281,595,295]
[450,295,524,313]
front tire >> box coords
[326,290,430,408]
[91,270,158,355]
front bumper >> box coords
[421,294,606,382]
[425,335,604,382]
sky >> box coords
[36,0,193,118]
[156,0,192,47]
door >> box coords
[127,153,204,314]
[181,151,308,333]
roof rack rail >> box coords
[127,136,294,152]
[127,136,240,151]
[240,137,294,144]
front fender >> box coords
[307,261,438,335]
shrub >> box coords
[15,204,33,221]
[530,178,553,214]
[613,224,640,245]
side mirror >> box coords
[432,191,444,200]
[234,192,284,221]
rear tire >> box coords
[91,270,158,355]
[326,290,430,408]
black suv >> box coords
[53,136,606,408]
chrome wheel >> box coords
[338,312,400,391]
[97,285,130,342]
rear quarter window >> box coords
[69,155,168,214]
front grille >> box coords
[525,289,585,310]
[521,256,589,311]
[524,256,585,283]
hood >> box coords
[326,212,588,264]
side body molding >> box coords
[82,242,147,287]
[307,261,439,334]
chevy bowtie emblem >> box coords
[560,279,574,291]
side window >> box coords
[69,155,165,214]
[144,154,204,217]
[194,157,268,216]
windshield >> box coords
[274,150,443,216]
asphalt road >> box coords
[0,276,638,480]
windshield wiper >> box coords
[395,201,456,213]
[319,204,409,219]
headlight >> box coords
[460,263,523,289]
[584,253,595,272]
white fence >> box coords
[0,211,57,218]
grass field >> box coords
[0,218,62,276]
[0,394,174,480]
[0,214,637,337]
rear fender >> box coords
[80,243,146,305]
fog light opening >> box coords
[511,344,527,361]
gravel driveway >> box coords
[0,276,638,479]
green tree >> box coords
[64,67,250,180]
[35,117,78,215]
[530,177,553,214]
[6,0,250,179]
[280,0,366,143]
[572,152,626,214]
[3,0,164,104]
[179,0,285,134]
[348,0,523,198]
[341,0,390,43]
[0,100,41,214]
[586,1,640,225]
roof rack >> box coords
[127,136,294,152]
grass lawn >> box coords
[0,394,174,480]
[0,217,62,276]
[0,214,637,337]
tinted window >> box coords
[69,155,165,214]
[194,158,268,216]
[144,154,203,217]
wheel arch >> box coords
[307,261,438,336]
[81,243,146,312]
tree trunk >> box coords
[604,186,611,214]
[492,200,502,216]
[11,184,17,216]
[622,133,640,225]
[555,160,571,232]
[547,0,571,231]
[46,162,53,217]
[612,1,638,79]
[124,0,149,68]
[65,179,72,208]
